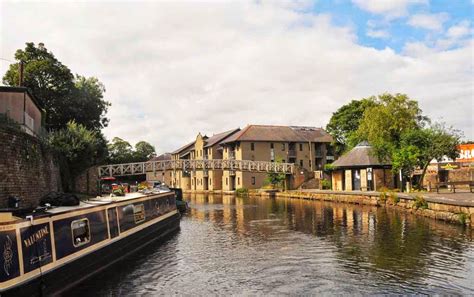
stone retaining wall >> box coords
[272,190,474,227]
[0,127,61,208]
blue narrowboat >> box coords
[0,190,180,296]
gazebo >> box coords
[331,141,394,191]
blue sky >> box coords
[311,0,472,52]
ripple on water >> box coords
[64,195,474,296]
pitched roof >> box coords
[171,140,195,155]
[148,153,171,162]
[221,125,333,143]
[204,128,240,148]
[332,142,391,168]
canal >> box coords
[67,194,474,295]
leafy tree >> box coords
[107,138,156,164]
[326,98,378,155]
[108,137,133,164]
[265,158,287,189]
[3,42,110,131]
[356,93,428,162]
[47,121,107,191]
[134,141,156,160]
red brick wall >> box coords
[0,128,61,208]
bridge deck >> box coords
[98,159,295,177]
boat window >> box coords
[71,219,91,247]
[134,204,146,224]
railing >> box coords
[98,159,295,177]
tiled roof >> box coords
[332,142,391,168]
[221,125,333,143]
[171,140,195,155]
[148,153,171,162]
[204,128,240,148]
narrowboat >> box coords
[0,190,180,296]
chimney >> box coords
[18,61,24,87]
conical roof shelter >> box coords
[332,141,391,168]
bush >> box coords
[458,213,468,225]
[235,188,249,197]
[321,179,331,190]
[389,191,399,204]
[379,191,387,203]
[413,195,428,209]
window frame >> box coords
[71,218,91,248]
[133,203,146,224]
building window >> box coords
[270,143,274,149]
[251,177,256,185]
[201,178,203,185]
[282,143,285,151]
[134,204,146,224]
[299,143,303,151]
[300,160,303,167]
[209,178,212,185]
[237,177,240,185]
[309,160,311,167]
[226,177,228,185]
[71,219,90,247]
[251,143,255,151]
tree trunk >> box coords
[418,162,430,190]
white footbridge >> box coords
[98,159,295,177]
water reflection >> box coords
[66,193,474,296]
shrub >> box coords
[379,191,387,203]
[321,179,331,190]
[235,188,249,197]
[389,191,399,204]
[413,195,428,209]
[458,213,468,225]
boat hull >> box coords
[3,211,180,296]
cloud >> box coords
[352,0,427,18]
[447,20,472,39]
[408,13,450,31]
[1,1,472,153]
[366,29,390,39]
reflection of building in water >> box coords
[222,196,235,226]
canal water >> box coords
[67,194,474,295]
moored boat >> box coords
[0,190,180,296]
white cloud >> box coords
[366,29,390,39]
[408,13,450,31]
[1,1,472,153]
[352,0,427,18]
[447,20,472,39]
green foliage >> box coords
[107,137,156,164]
[235,188,249,197]
[326,98,378,154]
[112,185,126,196]
[324,163,336,171]
[356,93,427,163]
[265,158,286,189]
[2,42,110,131]
[47,121,107,190]
[379,191,387,203]
[458,213,468,225]
[413,195,428,210]
[389,191,399,204]
[321,179,331,190]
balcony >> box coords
[228,151,236,160]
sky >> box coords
[1,0,473,154]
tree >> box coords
[108,137,133,164]
[326,98,378,155]
[47,121,107,191]
[3,42,110,131]
[356,93,428,162]
[134,141,156,160]
[265,158,287,189]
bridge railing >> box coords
[98,159,294,177]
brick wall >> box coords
[73,166,99,196]
[0,127,61,208]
